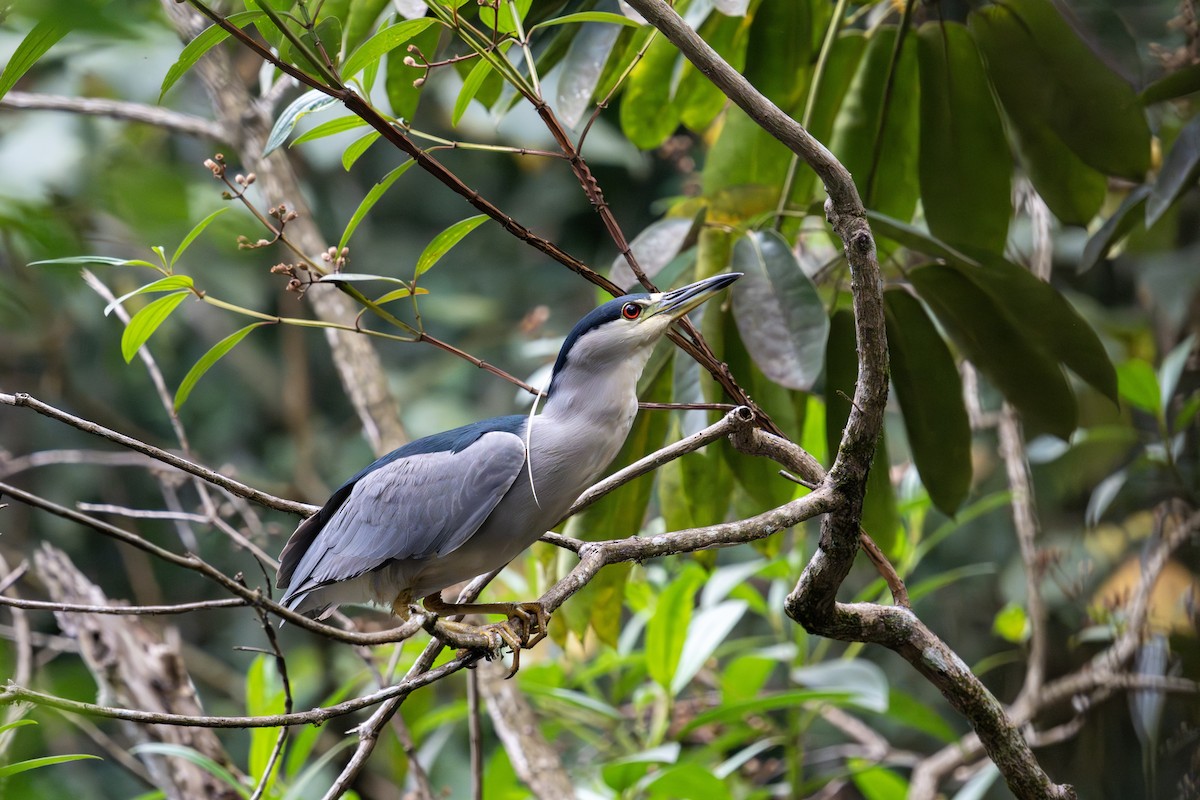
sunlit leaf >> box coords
[263,89,339,156]
[174,323,266,411]
[172,208,229,267]
[646,565,706,692]
[619,34,681,149]
[341,130,381,170]
[730,230,828,390]
[884,289,971,515]
[849,758,908,800]
[160,12,263,101]
[453,49,502,126]
[343,0,390,55]
[645,765,731,800]
[342,17,439,79]
[0,18,70,102]
[104,275,194,317]
[291,115,369,146]
[992,602,1030,643]
[1116,359,1160,414]
[531,11,643,32]
[0,754,102,780]
[415,215,488,278]
[339,161,416,250]
[120,291,190,363]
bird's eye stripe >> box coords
[621,303,641,320]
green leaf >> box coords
[339,160,416,250]
[743,0,810,108]
[29,255,145,268]
[385,21,439,122]
[646,565,706,691]
[291,115,370,146]
[319,272,412,285]
[619,33,682,150]
[130,744,249,799]
[884,289,971,516]
[1148,115,1200,227]
[263,90,339,156]
[916,22,1011,254]
[911,264,1077,439]
[849,758,909,800]
[993,602,1030,643]
[829,26,920,222]
[793,658,889,713]
[681,689,854,733]
[414,215,488,278]
[121,292,190,363]
[104,275,195,317]
[671,600,747,696]
[0,19,70,102]
[246,655,285,786]
[342,17,438,79]
[646,765,732,800]
[1141,62,1200,105]
[453,51,501,126]
[676,12,748,133]
[160,12,263,101]
[172,208,229,267]
[530,11,643,32]
[1079,185,1151,273]
[343,0,391,55]
[884,689,958,742]
[970,0,1150,180]
[0,719,36,735]
[1116,359,1160,415]
[341,131,381,170]
[0,753,102,779]
[174,323,265,411]
[601,744,680,793]
[729,230,829,390]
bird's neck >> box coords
[540,347,651,430]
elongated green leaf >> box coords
[884,289,971,515]
[374,286,428,304]
[0,719,36,735]
[530,11,642,32]
[121,291,190,363]
[676,12,747,133]
[680,690,854,733]
[911,264,1077,439]
[744,0,810,109]
[619,33,682,150]
[104,275,194,317]
[246,655,285,786]
[916,22,1011,254]
[646,766,732,800]
[453,51,500,126]
[0,19,69,101]
[160,12,263,100]
[172,208,229,267]
[1079,185,1151,273]
[829,26,920,221]
[1116,359,1160,414]
[341,130,381,170]
[671,600,747,695]
[174,323,265,411]
[29,255,143,268]
[730,230,828,390]
[339,160,416,250]
[1141,62,1200,105]
[385,21,439,122]
[849,758,908,800]
[0,753,101,779]
[976,0,1150,180]
[319,272,411,285]
[130,744,249,799]
[343,17,439,79]
[1148,115,1200,226]
[646,565,706,691]
[414,215,488,278]
[291,115,369,146]
[263,90,339,156]
[343,0,391,55]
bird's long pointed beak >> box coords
[650,272,742,319]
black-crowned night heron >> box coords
[277,273,740,659]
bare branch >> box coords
[0,91,226,140]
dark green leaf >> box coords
[174,323,266,411]
[342,17,439,79]
[916,22,1011,254]
[1079,185,1151,273]
[120,292,190,362]
[343,0,391,55]
[415,215,488,278]
[339,160,416,250]
[884,689,958,742]
[676,12,748,132]
[263,90,339,156]
[385,21,439,122]
[911,264,1077,439]
[453,49,502,126]
[1148,115,1200,226]
[743,0,810,108]
[829,26,921,222]
[969,0,1150,179]
[730,230,829,390]
[884,289,971,515]
[0,19,70,101]
[160,12,263,101]
[619,34,681,149]
[104,275,194,317]
[172,208,229,267]
[1141,62,1200,105]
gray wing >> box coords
[280,431,526,606]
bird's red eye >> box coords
[621,302,641,320]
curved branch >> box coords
[0,91,226,140]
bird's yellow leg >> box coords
[422,593,548,644]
